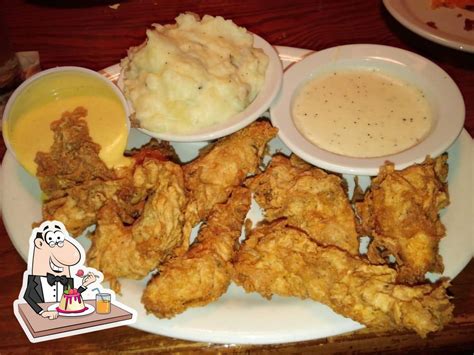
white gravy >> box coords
[292,69,433,158]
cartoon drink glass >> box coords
[96,293,111,314]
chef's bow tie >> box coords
[46,273,68,286]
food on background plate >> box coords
[246,154,359,255]
[292,69,432,158]
[143,187,251,318]
[57,287,87,313]
[121,13,269,135]
[182,120,277,251]
[233,220,453,338]
[87,158,187,292]
[3,68,129,175]
[356,155,449,284]
[431,0,474,8]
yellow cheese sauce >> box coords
[4,71,130,175]
[292,69,433,158]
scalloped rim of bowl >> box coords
[2,66,131,163]
[118,34,283,142]
[270,44,465,176]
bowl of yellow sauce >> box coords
[2,66,131,175]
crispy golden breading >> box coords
[233,220,453,337]
[246,154,359,255]
[182,120,277,251]
[356,156,449,284]
[42,178,135,237]
[35,107,115,196]
[142,187,251,318]
[41,142,180,237]
[86,160,187,292]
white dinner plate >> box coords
[384,0,474,52]
[3,46,473,345]
[47,303,95,317]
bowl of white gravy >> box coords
[270,44,465,175]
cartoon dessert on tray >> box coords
[56,287,88,314]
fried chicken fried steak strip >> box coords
[356,156,449,284]
[233,220,453,337]
[38,108,178,237]
[41,146,176,237]
[142,187,251,318]
[87,158,187,292]
[246,154,359,255]
[182,120,277,251]
[42,178,137,237]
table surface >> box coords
[16,300,133,339]
[0,0,473,353]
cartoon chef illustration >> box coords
[23,221,97,319]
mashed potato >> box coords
[121,13,269,134]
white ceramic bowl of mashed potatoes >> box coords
[2,66,131,175]
[119,13,283,142]
[270,44,465,176]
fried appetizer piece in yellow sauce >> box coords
[41,141,179,237]
[87,159,187,292]
[246,154,359,255]
[356,156,449,284]
[182,120,277,249]
[35,107,115,196]
[142,187,251,318]
[233,220,453,338]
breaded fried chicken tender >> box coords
[246,154,359,255]
[87,159,187,292]
[35,107,115,196]
[182,120,277,250]
[356,156,449,284]
[233,220,453,338]
[42,178,135,237]
[142,187,251,318]
[40,140,179,237]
